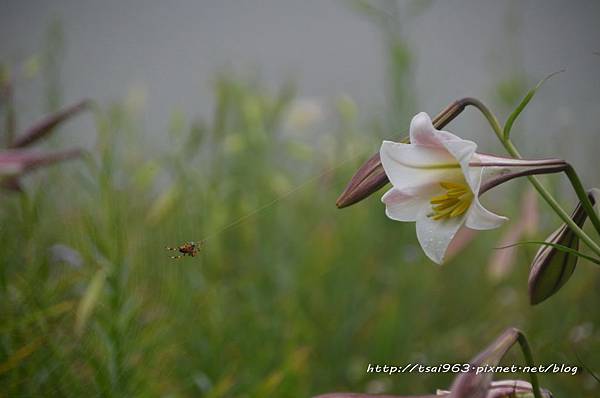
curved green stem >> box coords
[565,165,600,236]
[502,140,600,255]
[517,332,543,398]
[466,98,600,257]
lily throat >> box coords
[428,181,473,220]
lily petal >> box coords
[380,140,462,192]
[408,112,480,191]
[416,206,465,264]
[409,112,441,147]
[466,198,508,230]
[382,185,440,222]
[433,133,479,192]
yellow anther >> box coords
[428,181,473,221]
[433,198,459,211]
[449,199,470,217]
[446,188,467,197]
[430,194,450,204]
[440,181,464,190]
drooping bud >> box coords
[0,80,90,191]
[0,148,82,176]
[335,143,402,209]
[313,328,551,398]
[0,148,83,191]
[449,328,521,398]
[528,191,597,305]
[314,381,553,398]
[314,328,552,398]
[10,99,92,148]
[449,328,550,398]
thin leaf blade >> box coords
[503,70,564,140]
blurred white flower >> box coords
[569,322,593,343]
[380,112,564,264]
[284,98,324,131]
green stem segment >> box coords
[565,165,600,235]
[517,332,543,398]
[467,98,600,258]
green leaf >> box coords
[496,240,600,265]
[573,349,600,384]
[76,268,107,336]
[502,70,564,140]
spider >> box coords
[165,241,202,259]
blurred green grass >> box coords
[2,4,600,397]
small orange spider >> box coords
[165,241,202,259]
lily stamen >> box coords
[429,181,473,220]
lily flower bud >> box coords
[528,191,597,305]
[9,99,92,148]
[0,148,82,177]
[449,328,522,398]
[449,328,553,398]
[314,328,552,398]
[0,148,83,192]
[0,90,90,191]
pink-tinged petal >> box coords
[445,227,479,261]
[380,140,461,191]
[488,189,538,281]
[0,164,24,176]
[409,112,442,147]
[465,198,507,230]
[521,188,539,235]
[382,185,440,222]
[487,222,523,281]
[0,149,82,177]
[416,206,465,264]
[409,113,480,192]
[409,112,481,191]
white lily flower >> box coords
[380,112,565,264]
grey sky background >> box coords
[2,0,599,181]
